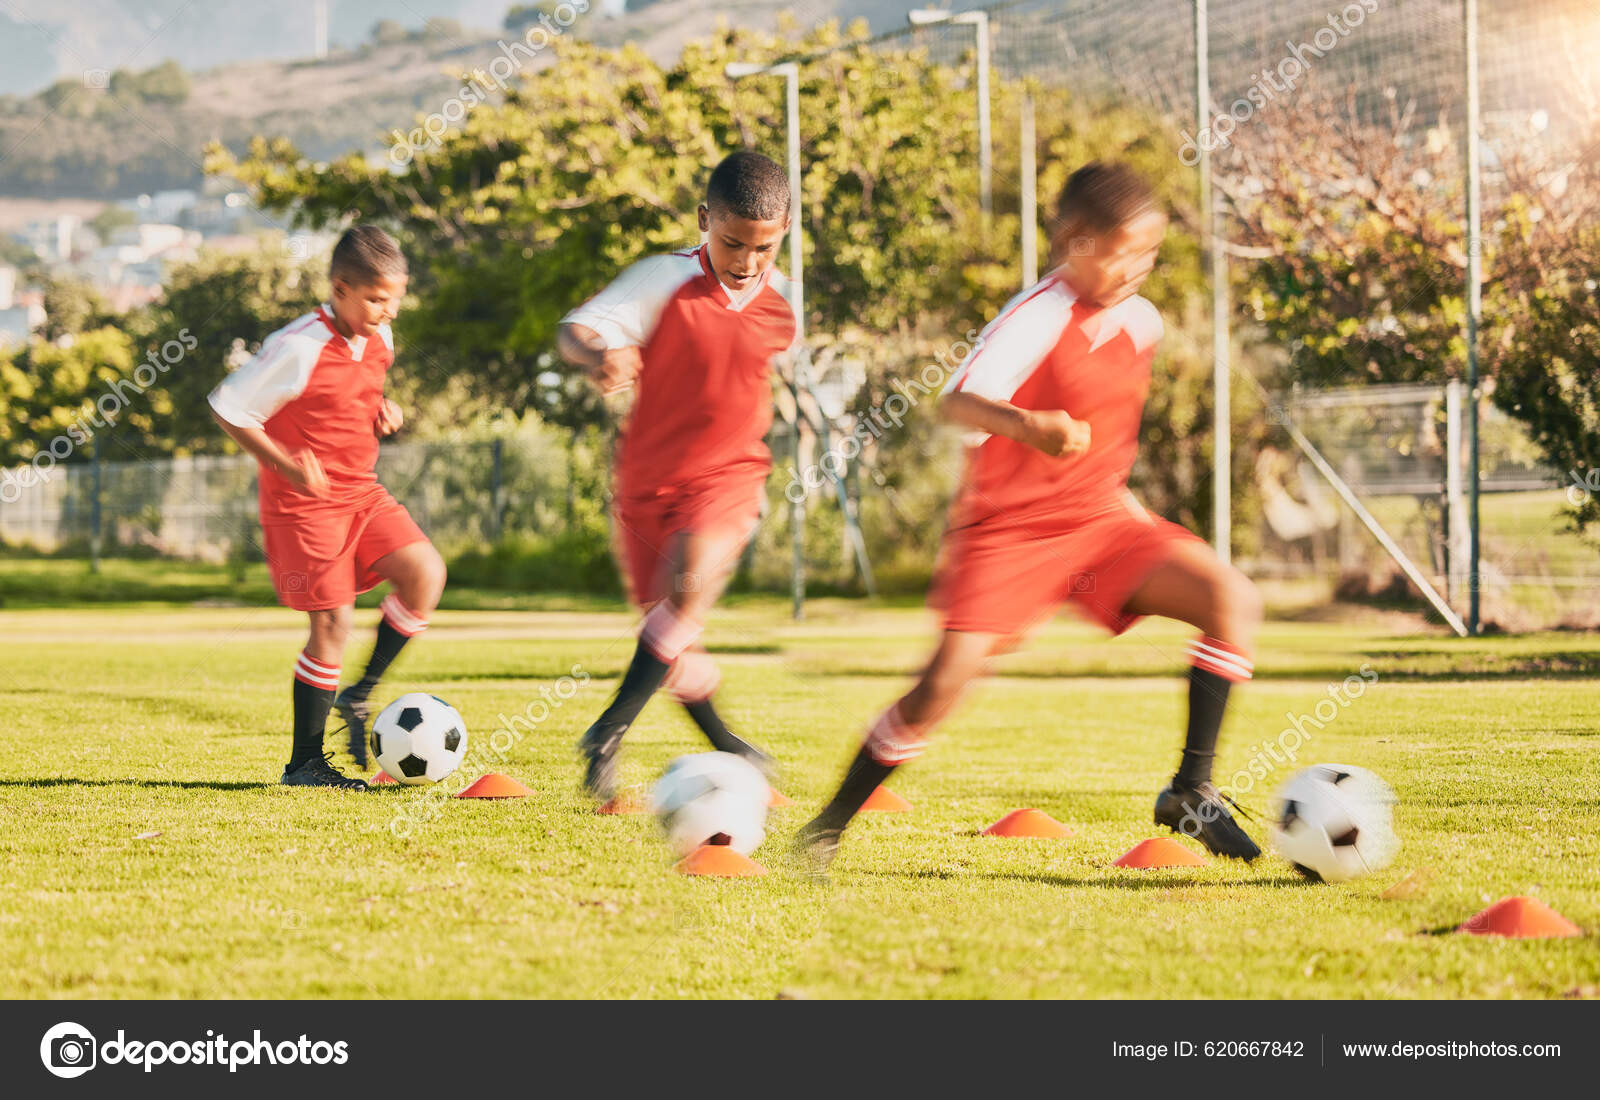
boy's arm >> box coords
[937,287,1088,458]
[207,325,328,495]
[210,407,329,497]
[557,321,642,396]
[939,391,1090,458]
[558,254,686,396]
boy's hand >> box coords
[1023,409,1091,458]
[589,346,643,396]
[282,449,330,498]
[375,398,404,437]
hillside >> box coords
[0,0,921,199]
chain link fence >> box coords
[3,0,1596,626]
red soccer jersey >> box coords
[941,274,1165,535]
[563,245,797,496]
[208,306,394,521]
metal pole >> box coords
[1195,0,1230,565]
[491,436,505,540]
[974,13,992,224]
[1020,90,1037,287]
[1445,379,1467,606]
[1463,0,1483,634]
[90,432,102,574]
[784,64,807,621]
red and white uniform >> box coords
[564,245,796,605]
[931,274,1202,637]
[209,306,426,611]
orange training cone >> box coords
[1114,837,1207,868]
[1458,896,1581,939]
[370,771,397,785]
[984,808,1074,838]
[457,773,532,799]
[674,844,768,877]
[768,788,793,808]
[597,793,645,815]
[861,786,911,812]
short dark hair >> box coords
[1055,162,1159,234]
[705,151,790,222]
[330,224,407,285]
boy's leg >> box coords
[335,540,446,765]
[580,526,748,800]
[282,606,367,790]
[1120,539,1265,858]
[665,645,776,777]
[796,630,999,871]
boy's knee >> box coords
[1226,569,1263,626]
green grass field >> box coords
[1,600,1596,999]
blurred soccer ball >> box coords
[373,693,468,785]
[649,751,769,857]
[1271,763,1399,883]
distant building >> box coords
[0,302,45,347]
[19,214,83,263]
[0,264,14,310]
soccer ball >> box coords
[649,752,770,857]
[1271,763,1399,882]
[373,693,468,785]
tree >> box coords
[370,20,410,45]
[1223,86,1600,537]
[37,276,114,345]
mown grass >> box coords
[0,602,1595,998]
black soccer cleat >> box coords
[281,752,370,791]
[791,818,843,880]
[1153,779,1261,861]
[332,688,373,769]
[578,720,628,802]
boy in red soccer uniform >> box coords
[558,152,796,801]
[210,226,447,790]
[798,162,1264,867]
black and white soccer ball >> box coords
[373,693,468,785]
[648,752,769,857]
[1271,763,1398,883]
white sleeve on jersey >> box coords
[207,320,326,430]
[562,253,694,349]
[941,280,1074,402]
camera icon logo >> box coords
[40,1022,97,1079]
[83,69,110,89]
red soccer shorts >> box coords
[613,472,767,607]
[930,496,1205,638]
[261,488,428,611]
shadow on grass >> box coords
[853,867,1307,890]
[0,777,274,791]
[786,654,1600,682]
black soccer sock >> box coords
[683,696,761,756]
[811,743,899,834]
[1179,636,1254,786]
[346,620,411,703]
[290,651,340,769]
[593,640,672,730]
[345,594,429,702]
